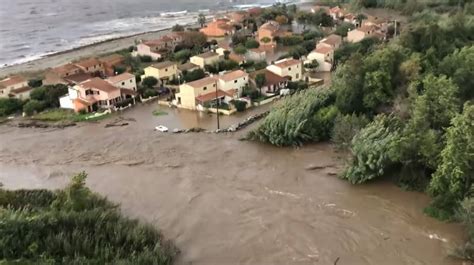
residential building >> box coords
[99,54,126,76]
[136,33,183,60]
[75,58,104,75]
[229,53,245,65]
[215,41,231,56]
[329,6,344,20]
[176,76,222,110]
[0,75,32,99]
[305,45,334,72]
[106,72,137,91]
[50,63,83,78]
[226,11,248,25]
[344,13,359,26]
[63,73,94,84]
[200,18,235,38]
[246,47,267,61]
[190,52,221,69]
[266,58,303,81]
[257,21,282,46]
[59,77,125,113]
[347,25,383,43]
[142,61,178,84]
[249,69,288,96]
[318,34,343,50]
[178,62,200,74]
[215,70,248,97]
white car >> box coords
[155,125,168,132]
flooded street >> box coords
[0,103,465,265]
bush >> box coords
[231,100,247,112]
[277,35,304,46]
[234,45,248,55]
[23,100,46,116]
[245,39,260,49]
[115,98,134,108]
[139,55,153,63]
[143,89,158,98]
[331,114,370,150]
[113,65,127,75]
[0,172,178,264]
[183,69,205,82]
[142,76,158,88]
[247,89,335,146]
[0,98,23,116]
[28,79,43,88]
[29,84,68,108]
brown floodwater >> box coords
[0,103,465,265]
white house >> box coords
[305,46,334,72]
[215,70,249,97]
[106,72,137,91]
[266,58,303,81]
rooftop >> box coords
[10,86,33,94]
[80,77,119,93]
[99,54,125,64]
[106,72,135,84]
[314,46,334,54]
[320,34,342,46]
[51,63,82,75]
[274,58,301,68]
[195,89,233,102]
[260,21,279,32]
[178,62,200,72]
[250,69,287,86]
[0,75,26,88]
[64,73,93,84]
[184,76,217,88]
[218,70,248,82]
[75,58,102,68]
[150,61,177,69]
[194,51,220,59]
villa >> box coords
[0,75,32,99]
[200,18,235,38]
[74,58,104,76]
[267,58,303,81]
[190,52,221,69]
[142,61,178,85]
[175,76,220,110]
[257,21,288,46]
[329,6,345,20]
[215,70,249,97]
[106,72,137,91]
[305,45,334,72]
[318,34,343,50]
[136,33,183,60]
[99,54,126,76]
[347,25,384,43]
[249,69,288,96]
[59,77,126,113]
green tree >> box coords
[198,13,206,28]
[0,98,23,116]
[234,44,248,55]
[28,79,43,88]
[171,24,185,32]
[245,39,260,49]
[331,113,369,150]
[255,73,266,96]
[260,37,271,44]
[223,50,231,60]
[23,100,46,116]
[439,46,474,100]
[335,22,355,37]
[142,76,158,88]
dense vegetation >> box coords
[0,172,178,264]
[250,3,474,259]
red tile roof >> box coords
[0,75,26,88]
[99,54,125,65]
[150,61,177,69]
[274,59,301,68]
[80,77,119,93]
[195,89,233,102]
[10,86,32,94]
[314,46,333,54]
[51,63,82,76]
[250,69,288,87]
[75,58,102,68]
[217,70,248,82]
[320,34,342,46]
[185,76,217,88]
[106,72,135,84]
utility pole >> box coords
[215,83,220,130]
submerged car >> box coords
[155,125,168,132]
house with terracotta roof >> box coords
[257,21,288,46]
[249,69,288,96]
[178,62,200,74]
[99,54,126,76]
[142,61,178,84]
[329,6,345,20]
[200,18,235,38]
[106,72,137,91]
[190,52,221,69]
[318,34,343,50]
[305,45,334,72]
[136,33,183,60]
[228,53,246,65]
[59,77,125,113]
[74,58,104,75]
[0,75,32,99]
[175,77,221,110]
[344,13,359,26]
[266,58,303,81]
[347,25,384,43]
[215,41,231,56]
[215,70,248,97]
[226,11,248,25]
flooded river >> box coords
[0,103,465,265]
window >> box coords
[86,67,89,71]
[165,68,168,72]
[296,74,299,79]
[85,89,93,95]
[234,80,237,83]
[203,86,207,91]
[122,82,125,86]
[130,80,133,83]
[213,84,216,87]
[288,67,291,71]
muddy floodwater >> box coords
[0,103,465,265]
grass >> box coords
[32,109,112,123]
[152,109,168,116]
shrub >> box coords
[0,98,23,116]
[183,69,205,82]
[28,79,43,88]
[245,39,260,49]
[115,98,134,108]
[247,88,335,146]
[278,35,304,46]
[231,100,247,112]
[113,65,127,75]
[23,100,46,116]
[0,172,178,264]
[143,89,158,98]
[142,76,158,88]
[139,55,153,63]
[29,84,68,108]
[234,45,248,55]
[331,114,370,150]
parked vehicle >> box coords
[155,125,168,132]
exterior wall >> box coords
[246,51,266,61]
[217,75,248,97]
[267,63,303,81]
[176,81,217,110]
[0,80,28,98]
[306,51,333,72]
[78,64,104,74]
[76,85,121,108]
[190,56,220,69]
[347,30,366,43]
[142,65,177,81]
[216,47,227,56]
[111,77,137,91]
[12,89,32,100]
[60,87,79,110]
[137,44,162,60]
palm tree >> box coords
[198,13,206,28]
